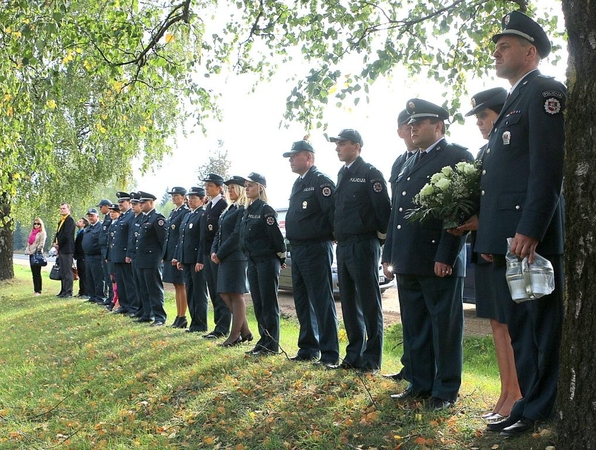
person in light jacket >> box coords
[26,217,47,296]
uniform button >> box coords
[431,239,436,244]
[402,191,407,196]
[406,177,411,181]
[397,225,401,230]
[482,169,486,175]
[398,207,403,212]
[481,190,485,196]
[515,205,520,210]
[486,148,491,154]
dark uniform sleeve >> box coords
[262,205,286,255]
[367,168,391,234]
[315,173,336,230]
[155,214,168,249]
[214,208,244,261]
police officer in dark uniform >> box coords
[81,208,105,304]
[127,192,146,318]
[389,109,418,200]
[135,191,168,326]
[163,186,190,328]
[174,187,209,333]
[477,12,565,436]
[105,204,121,310]
[328,129,391,372]
[283,140,339,365]
[240,173,286,356]
[111,192,138,315]
[382,99,473,410]
[199,174,230,339]
[96,199,113,305]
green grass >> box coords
[0,265,556,449]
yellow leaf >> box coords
[165,33,174,43]
[46,99,57,109]
[203,436,215,445]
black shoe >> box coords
[326,361,356,371]
[486,416,519,432]
[105,304,115,311]
[134,318,153,323]
[241,333,254,342]
[427,397,453,411]
[186,326,208,333]
[150,321,165,327]
[500,418,535,437]
[383,371,405,381]
[170,316,182,328]
[203,331,226,339]
[390,388,431,401]
[219,336,243,347]
[289,354,318,362]
[250,349,277,357]
[112,308,129,314]
[176,317,188,329]
[58,294,72,298]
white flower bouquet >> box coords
[406,161,481,229]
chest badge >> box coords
[502,131,511,145]
[302,201,308,209]
[208,224,213,231]
[189,223,193,229]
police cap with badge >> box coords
[246,172,267,187]
[138,191,157,202]
[187,186,206,197]
[129,192,141,204]
[96,199,112,208]
[109,203,120,212]
[492,10,551,58]
[224,176,247,187]
[87,208,99,216]
[202,173,224,186]
[465,87,508,117]
[167,186,187,196]
[405,98,449,124]
[283,140,315,158]
[116,191,131,202]
[328,129,364,147]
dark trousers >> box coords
[57,252,74,296]
[183,263,209,331]
[336,238,383,370]
[247,256,281,352]
[139,266,166,322]
[290,241,339,364]
[100,246,113,301]
[114,262,138,312]
[203,254,231,335]
[76,258,87,295]
[29,257,42,293]
[85,254,105,303]
[397,274,464,402]
[132,260,146,317]
[495,255,563,421]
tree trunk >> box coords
[0,193,15,280]
[557,1,596,448]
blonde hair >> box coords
[228,184,247,206]
[33,217,46,233]
[245,183,268,207]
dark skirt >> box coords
[474,258,507,323]
[162,261,185,284]
[217,259,248,294]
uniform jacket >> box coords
[475,70,565,256]
[389,151,415,202]
[106,219,119,261]
[198,197,228,262]
[240,199,286,259]
[74,228,86,260]
[175,207,204,265]
[135,209,167,269]
[127,213,145,260]
[110,208,134,263]
[286,166,335,243]
[163,204,190,261]
[82,221,102,256]
[55,215,76,254]
[99,214,112,258]
[333,156,391,242]
[383,139,473,276]
[212,203,246,262]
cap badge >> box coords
[471,98,476,107]
[504,14,510,25]
[408,101,416,111]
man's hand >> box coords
[510,233,539,263]
[434,262,453,277]
[211,253,220,264]
[195,263,204,272]
[382,262,395,280]
[447,215,478,236]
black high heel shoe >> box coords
[219,335,242,347]
[241,333,254,343]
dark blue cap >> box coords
[129,192,141,204]
[492,11,551,58]
[406,98,449,123]
[116,191,131,201]
[167,186,187,195]
[283,140,315,158]
[96,199,112,207]
[138,191,157,202]
[187,186,206,197]
[202,173,224,186]
[397,109,410,126]
[109,203,120,211]
[86,208,99,215]
[224,176,247,187]
[328,129,363,147]
[465,87,508,116]
[246,172,266,188]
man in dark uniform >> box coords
[111,192,138,315]
[82,208,105,304]
[199,174,230,339]
[174,187,209,332]
[96,198,113,305]
[54,203,76,298]
[327,129,391,372]
[477,11,565,437]
[283,140,339,365]
[383,108,418,383]
[382,99,473,411]
[127,192,146,318]
[135,191,168,326]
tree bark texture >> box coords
[0,193,15,281]
[557,1,596,448]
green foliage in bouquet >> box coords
[406,161,482,228]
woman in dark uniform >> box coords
[163,187,190,328]
[239,173,286,356]
[211,176,253,347]
[456,88,522,420]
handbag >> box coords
[72,265,79,281]
[49,263,61,280]
[31,252,48,267]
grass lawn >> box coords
[0,264,556,449]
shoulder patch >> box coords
[266,216,275,226]
[371,180,384,193]
[157,219,165,227]
[321,185,332,197]
[544,97,562,114]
